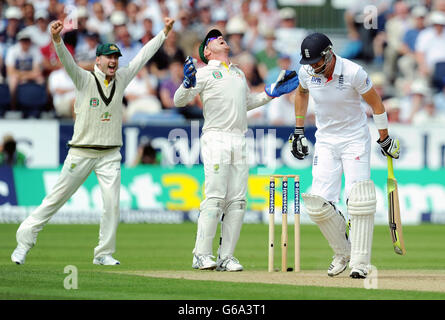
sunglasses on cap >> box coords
[205,36,218,46]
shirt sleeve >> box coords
[54,39,89,90]
[298,66,308,89]
[120,31,166,87]
[246,90,272,111]
[353,67,372,95]
[173,68,205,107]
[243,68,272,110]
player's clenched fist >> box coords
[163,17,175,36]
[50,20,63,43]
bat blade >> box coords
[387,157,406,255]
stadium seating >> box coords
[432,62,445,92]
[15,82,48,118]
[0,84,11,117]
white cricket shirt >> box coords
[54,31,166,149]
[174,60,272,134]
[298,55,373,143]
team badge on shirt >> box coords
[90,98,100,107]
[212,71,223,79]
[101,111,112,122]
[336,74,346,90]
[365,77,370,86]
[311,77,322,85]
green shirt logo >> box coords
[212,71,223,79]
[101,112,112,122]
[90,98,100,107]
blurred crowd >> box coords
[0,0,444,126]
[343,0,445,126]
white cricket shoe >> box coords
[350,264,369,279]
[328,254,350,277]
[11,246,28,265]
[93,255,120,265]
[216,256,243,272]
[192,254,217,270]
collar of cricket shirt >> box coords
[208,60,236,70]
[332,55,343,77]
[94,64,115,87]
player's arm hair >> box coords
[294,84,309,126]
[361,86,388,140]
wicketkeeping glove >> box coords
[289,127,309,160]
[377,136,400,159]
[183,56,197,88]
[265,70,299,98]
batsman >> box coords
[11,17,175,265]
[290,33,400,278]
[174,29,299,271]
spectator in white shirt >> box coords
[412,98,445,125]
[5,28,44,103]
[48,65,76,119]
[86,2,114,43]
[26,10,51,48]
[124,66,162,122]
[415,11,445,78]
[126,2,144,42]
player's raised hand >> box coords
[50,20,64,43]
[183,56,197,88]
[163,17,175,36]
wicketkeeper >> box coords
[289,33,400,278]
[174,29,299,271]
[11,18,175,265]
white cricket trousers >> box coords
[16,149,122,259]
[310,138,371,202]
[193,130,248,257]
[201,131,248,204]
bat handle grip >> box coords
[387,156,395,179]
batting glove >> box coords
[265,70,299,98]
[377,136,400,159]
[289,127,309,160]
[183,56,197,88]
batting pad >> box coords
[347,180,377,268]
[193,198,224,256]
[218,200,246,260]
[302,194,350,256]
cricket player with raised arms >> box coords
[289,33,400,278]
[11,17,175,265]
[174,29,299,271]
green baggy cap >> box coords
[96,43,122,57]
[199,29,223,64]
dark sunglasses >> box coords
[205,36,218,46]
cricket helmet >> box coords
[299,32,333,65]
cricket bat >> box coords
[387,155,406,255]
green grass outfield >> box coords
[0,223,445,300]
